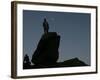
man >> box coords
[43,18,49,34]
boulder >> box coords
[31,32,60,66]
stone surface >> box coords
[31,32,60,66]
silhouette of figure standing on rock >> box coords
[31,18,60,67]
[43,18,49,34]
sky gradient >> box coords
[23,10,91,65]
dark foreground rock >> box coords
[31,32,60,66]
[24,57,88,69]
[32,58,88,69]
[57,58,88,67]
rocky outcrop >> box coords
[31,32,60,66]
[24,57,88,69]
[56,58,88,67]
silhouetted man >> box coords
[43,18,49,34]
[23,54,31,69]
[23,54,31,65]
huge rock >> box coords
[31,32,60,66]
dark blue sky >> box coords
[23,10,90,65]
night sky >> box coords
[23,10,90,65]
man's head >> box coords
[44,18,47,22]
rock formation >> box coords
[31,32,60,67]
[56,58,88,67]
